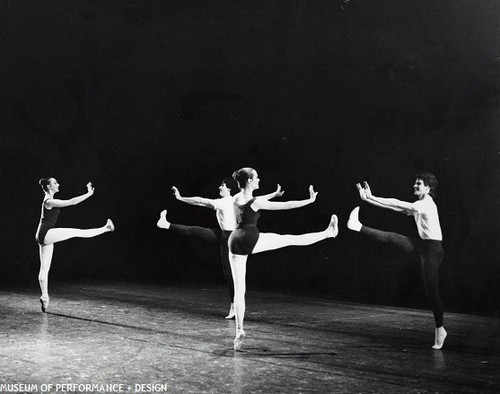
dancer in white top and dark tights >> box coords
[347,172,446,350]
[157,177,283,319]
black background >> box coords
[1,1,498,316]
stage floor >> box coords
[0,281,498,393]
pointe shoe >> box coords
[327,214,339,238]
[106,219,115,232]
[225,305,235,320]
[347,206,362,232]
[432,327,447,350]
[40,297,49,313]
[233,330,246,351]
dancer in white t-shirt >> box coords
[347,172,446,350]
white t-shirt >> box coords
[406,196,442,241]
[210,195,236,231]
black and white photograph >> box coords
[0,1,498,393]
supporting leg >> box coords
[229,253,247,351]
[420,241,446,349]
[220,232,235,319]
[38,244,54,312]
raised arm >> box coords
[252,185,317,211]
[45,182,94,209]
[171,186,216,209]
[357,181,413,213]
[255,184,285,201]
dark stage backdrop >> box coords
[1,1,498,316]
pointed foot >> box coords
[432,327,447,350]
[233,330,246,351]
[326,214,339,238]
[225,304,235,319]
[40,297,49,313]
[156,210,170,229]
[347,206,362,232]
[106,219,115,232]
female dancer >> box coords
[347,172,446,349]
[229,167,339,351]
[35,178,115,312]
[156,178,283,319]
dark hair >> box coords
[221,177,238,195]
[39,177,53,192]
[232,167,255,189]
[415,172,438,196]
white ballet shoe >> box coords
[106,219,115,232]
[347,206,362,232]
[432,327,447,350]
[156,210,170,229]
[225,304,235,319]
[233,330,246,351]
[40,297,49,313]
[326,214,339,238]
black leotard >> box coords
[35,198,60,245]
[229,198,261,255]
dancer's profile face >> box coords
[48,178,60,193]
[219,183,231,197]
[413,179,430,198]
[249,170,260,190]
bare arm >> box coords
[171,186,215,209]
[252,185,317,211]
[255,184,285,201]
[45,182,94,209]
[357,182,413,213]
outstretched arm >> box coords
[252,185,317,211]
[45,182,94,209]
[256,184,285,201]
[357,182,413,213]
[171,186,215,209]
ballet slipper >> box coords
[233,330,246,351]
[326,214,339,238]
[347,206,362,232]
[156,210,170,229]
[225,303,235,319]
[40,296,49,313]
[432,327,447,350]
[106,219,115,232]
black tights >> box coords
[169,225,234,302]
[360,226,444,327]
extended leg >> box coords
[348,207,416,254]
[168,224,218,243]
[252,214,338,254]
[157,210,218,243]
[43,220,114,245]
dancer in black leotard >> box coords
[228,167,339,351]
[347,172,447,349]
[156,177,283,318]
[35,178,115,312]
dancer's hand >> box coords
[86,182,95,195]
[274,184,285,197]
[309,185,318,201]
[171,186,181,199]
[356,182,371,201]
[363,181,373,198]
